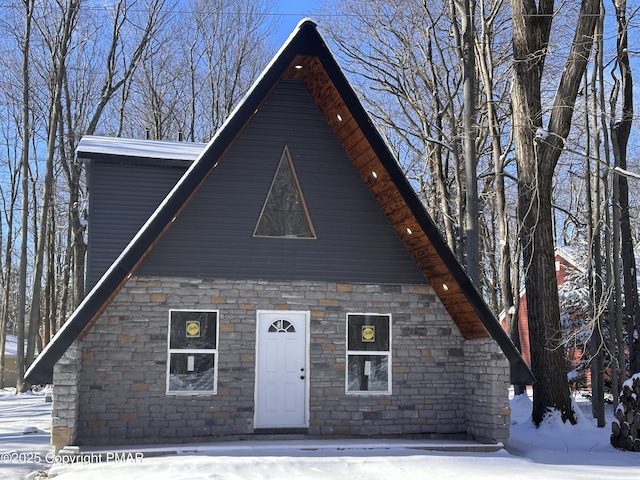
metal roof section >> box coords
[25,19,534,386]
[77,135,206,167]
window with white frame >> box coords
[167,310,218,394]
[346,314,391,394]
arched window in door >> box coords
[268,319,296,333]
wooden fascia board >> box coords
[284,53,489,340]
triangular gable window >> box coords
[254,146,316,239]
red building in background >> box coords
[501,249,588,387]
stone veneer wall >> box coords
[51,341,81,452]
[463,338,511,443]
[53,276,509,447]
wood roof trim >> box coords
[287,57,489,339]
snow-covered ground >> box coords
[0,387,638,479]
[0,388,53,479]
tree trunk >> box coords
[518,166,574,424]
[26,0,81,369]
[586,33,605,424]
[511,0,599,425]
[610,0,639,376]
[0,165,18,389]
[609,167,624,404]
[425,35,457,252]
[451,0,479,283]
[62,74,85,309]
[0,215,5,389]
[593,0,622,404]
[476,0,525,393]
[16,0,35,393]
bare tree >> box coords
[475,0,524,392]
[15,0,35,392]
[608,156,625,405]
[0,156,21,388]
[510,0,599,424]
[63,0,173,311]
[610,0,640,377]
[586,4,605,426]
[130,0,275,141]
[451,0,479,283]
[0,0,279,380]
[25,0,82,368]
[324,1,470,258]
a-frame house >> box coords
[26,19,532,450]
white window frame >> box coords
[345,313,392,395]
[166,309,219,395]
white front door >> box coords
[254,311,308,428]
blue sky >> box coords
[273,0,322,45]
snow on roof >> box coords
[77,136,207,162]
[555,246,585,272]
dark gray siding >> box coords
[86,162,187,289]
[137,79,425,284]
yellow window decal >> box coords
[362,326,375,343]
[186,321,201,338]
